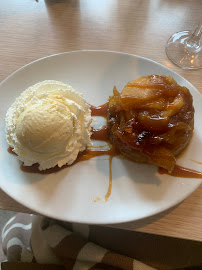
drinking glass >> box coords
[166,21,202,69]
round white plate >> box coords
[0,51,201,224]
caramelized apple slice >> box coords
[120,85,163,109]
[163,94,184,118]
[137,111,169,131]
[120,75,172,109]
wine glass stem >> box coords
[185,22,202,52]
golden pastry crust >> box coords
[107,75,194,172]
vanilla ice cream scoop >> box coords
[16,100,74,154]
[5,80,92,170]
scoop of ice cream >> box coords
[5,80,92,170]
[16,100,74,154]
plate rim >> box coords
[0,50,201,96]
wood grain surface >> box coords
[0,0,201,241]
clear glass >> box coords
[165,21,202,70]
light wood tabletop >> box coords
[0,0,201,242]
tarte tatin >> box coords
[107,75,194,172]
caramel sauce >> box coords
[158,165,202,179]
[8,147,16,155]
[90,102,108,117]
[20,147,118,175]
[105,155,113,201]
[20,163,55,174]
[75,147,118,163]
[91,126,109,142]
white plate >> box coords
[0,51,201,224]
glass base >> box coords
[166,30,202,70]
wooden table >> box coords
[0,0,201,242]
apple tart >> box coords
[107,75,194,172]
